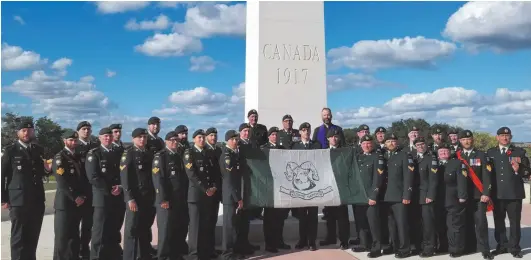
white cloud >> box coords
[1,102,28,112]
[1,43,48,71]
[95,1,150,14]
[169,86,227,105]
[173,3,246,38]
[51,58,73,76]
[334,87,531,140]
[13,15,25,25]
[327,36,456,71]
[125,14,171,31]
[327,73,402,92]
[443,2,531,52]
[134,33,202,57]
[106,69,117,78]
[189,55,216,72]
[152,106,182,115]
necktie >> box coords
[502,147,506,155]
[466,151,469,157]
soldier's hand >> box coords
[206,188,214,197]
[111,185,121,196]
[237,200,243,209]
[459,199,466,203]
[75,196,85,206]
[161,201,170,209]
[211,187,217,194]
[1,203,9,210]
[402,199,410,205]
[128,200,138,212]
[425,198,433,204]
[480,195,490,203]
[368,199,376,206]
[511,161,519,172]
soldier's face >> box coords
[376,132,385,142]
[438,149,450,161]
[64,138,78,150]
[194,135,206,148]
[227,137,238,149]
[17,128,33,143]
[385,139,397,151]
[408,131,418,141]
[134,135,147,148]
[459,137,473,149]
[99,134,112,146]
[361,141,373,153]
[112,129,121,141]
[178,132,188,141]
[328,136,338,146]
[415,142,426,153]
[282,119,293,129]
[248,114,258,125]
[357,130,369,138]
[207,133,217,144]
[496,134,511,146]
[149,124,160,134]
[449,134,458,144]
[79,126,91,139]
[268,132,277,143]
[300,128,310,140]
[240,128,249,139]
[432,134,442,143]
[166,138,179,150]
[321,110,332,124]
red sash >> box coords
[457,150,494,212]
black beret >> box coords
[360,135,373,142]
[268,127,279,136]
[16,118,34,130]
[385,133,398,141]
[437,143,451,150]
[431,127,443,135]
[206,127,217,135]
[459,130,473,139]
[358,124,369,132]
[326,129,339,138]
[76,121,91,131]
[132,128,148,138]
[238,123,249,132]
[374,127,386,134]
[409,126,420,132]
[247,109,258,117]
[148,117,160,125]
[225,130,239,141]
[414,137,426,145]
[282,114,293,121]
[165,131,178,140]
[99,127,112,135]
[109,123,122,130]
[175,125,188,134]
[299,122,311,130]
[193,129,205,138]
[448,129,458,135]
[62,129,78,139]
[496,127,511,135]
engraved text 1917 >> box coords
[262,44,321,85]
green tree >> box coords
[472,131,498,151]
[1,113,35,148]
[388,118,431,143]
[343,128,357,145]
[35,117,64,159]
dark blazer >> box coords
[487,145,530,200]
[383,149,415,202]
[415,152,439,204]
[220,146,243,205]
[442,159,468,207]
[152,148,188,206]
[53,149,84,210]
[183,146,220,203]
[85,146,122,207]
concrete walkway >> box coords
[2,204,530,260]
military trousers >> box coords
[353,204,381,252]
[464,199,489,253]
[263,207,288,247]
[493,199,522,254]
[53,208,81,260]
[9,202,45,260]
[222,203,249,259]
[446,204,466,254]
[434,202,448,253]
[297,207,318,246]
[323,205,350,244]
[78,200,94,256]
[123,199,156,260]
[209,201,221,254]
[420,203,436,253]
[188,198,217,260]
[156,200,188,260]
[408,201,422,252]
[91,201,125,260]
[385,202,410,254]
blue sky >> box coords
[2,1,531,141]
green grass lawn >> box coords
[44,182,57,191]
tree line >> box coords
[2,112,529,159]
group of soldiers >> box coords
[1,107,529,260]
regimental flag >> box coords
[243,147,368,208]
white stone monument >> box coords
[245,1,327,129]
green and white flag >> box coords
[244,147,368,208]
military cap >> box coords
[448,129,458,135]
[458,130,473,139]
[247,109,258,117]
[496,126,511,135]
[165,131,178,140]
[206,127,217,135]
[239,123,250,132]
[414,137,426,145]
[109,123,122,130]
[16,118,34,130]
[282,114,293,121]
[268,127,279,136]
[225,130,239,141]
[148,116,161,125]
[76,121,91,131]
[62,129,78,139]
[385,133,398,141]
[360,135,373,142]
[358,124,369,132]
[299,122,311,130]
[132,128,148,138]
[193,129,205,138]
[437,143,451,150]
[374,127,386,134]
[99,127,112,135]
[326,128,340,138]
[175,125,188,134]
[409,126,420,132]
[431,127,443,135]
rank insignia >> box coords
[377,168,383,175]
[185,163,192,169]
[486,164,492,172]
[120,165,126,171]
[56,168,64,175]
[152,167,159,174]
[431,168,437,173]
[408,166,414,171]
[462,169,467,177]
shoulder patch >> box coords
[152,167,159,175]
[56,167,65,175]
[432,160,438,166]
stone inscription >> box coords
[262,44,321,85]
